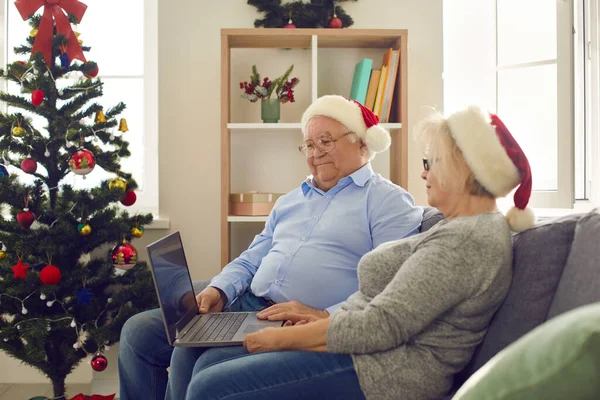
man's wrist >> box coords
[212,286,228,306]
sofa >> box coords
[193,206,600,398]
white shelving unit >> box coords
[221,29,409,265]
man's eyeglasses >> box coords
[423,158,430,171]
[298,132,355,158]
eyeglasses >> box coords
[298,132,356,158]
[423,158,430,171]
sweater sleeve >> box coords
[327,234,476,354]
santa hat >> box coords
[301,95,391,158]
[447,105,535,232]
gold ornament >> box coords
[79,223,92,236]
[118,118,129,132]
[0,250,6,261]
[109,178,127,191]
[74,31,83,44]
[12,126,26,137]
[95,110,107,124]
[131,226,145,238]
[30,28,38,37]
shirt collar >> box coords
[301,163,374,196]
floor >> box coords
[0,380,118,400]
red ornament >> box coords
[17,208,35,230]
[284,19,296,28]
[11,260,29,280]
[20,157,37,174]
[32,89,44,106]
[69,148,96,176]
[328,15,343,29]
[91,354,108,372]
[40,265,61,285]
[84,65,99,78]
[120,190,136,206]
[111,240,138,270]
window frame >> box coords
[0,0,160,217]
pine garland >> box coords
[248,0,358,28]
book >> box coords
[364,69,381,111]
[373,65,387,117]
[349,58,373,105]
[380,49,399,123]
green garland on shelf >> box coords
[248,0,357,29]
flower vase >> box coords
[261,98,280,123]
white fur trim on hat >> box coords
[506,206,535,232]
[365,125,391,153]
[446,106,521,197]
[301,95,391,154]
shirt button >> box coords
[313,215,318,219]
[275,280,280,284]
[326,195,331,199]
[286,253,292,259]
[301,236,307,241]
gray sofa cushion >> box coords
[546,209,600,319]
[421,207,444,232]
[456,213,580,384]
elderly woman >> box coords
[180,105,535,400]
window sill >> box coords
[532,202,599,221]
[147,216,170,230]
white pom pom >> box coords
[506,206,535,232]
[365,125,391,153]
[40,294,46,300]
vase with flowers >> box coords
[240,64,300,123]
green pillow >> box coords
[452,302,600,400]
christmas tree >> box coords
[0,1,157,398]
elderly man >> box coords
[118,95,423,400]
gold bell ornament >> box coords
[30,28,38,37]
[0,243,7,261]
[109,177,127,191]
[95,110,107,124]
[131,225,144,238]
[118,118,129,133]
[12,125,26,137]
[78,222,92,236]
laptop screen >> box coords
[147,232,198,344]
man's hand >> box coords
[196,286,227,313]
[257,301,328,322]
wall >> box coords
[0,0,442,385]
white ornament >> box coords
[16,325,21,330]
[109,134,115,140]
[73,342,80,349]
[46,300,55,307]
[107,298,113,303]
[58,90,64,96]
[66,142,73,148]
[21,307,28,315]
[40,293,46,300]
[44,150,50,157]
[3,338,7,342]
[46,325,51,331]
[70,320,76,328]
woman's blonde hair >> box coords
[414,109,494,198]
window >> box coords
[1,0,159,215]
[443,0,599,211]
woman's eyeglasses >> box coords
[423,158,430,171]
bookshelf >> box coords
[221,28,409,265]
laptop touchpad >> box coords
[244,325,267,334]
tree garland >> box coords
[248,0,358,29]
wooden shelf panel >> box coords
[228,123,401,132]
[228,123,302,132]
[223,29,406,49]
[228,216,268,222]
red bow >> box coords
[14,0,88,67]
[67,394,115,400]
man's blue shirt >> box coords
[210,163,423,313]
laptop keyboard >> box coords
[189,313,248,342]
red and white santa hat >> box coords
[447,105,534,232]
[301,95,391,158]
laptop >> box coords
[146,231,283,347]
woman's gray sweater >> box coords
[327,212,513,400]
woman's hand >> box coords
[257,301,329,322]
[243,327,289,354]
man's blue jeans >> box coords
[118,281,270,400]
[183,346,366,399]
